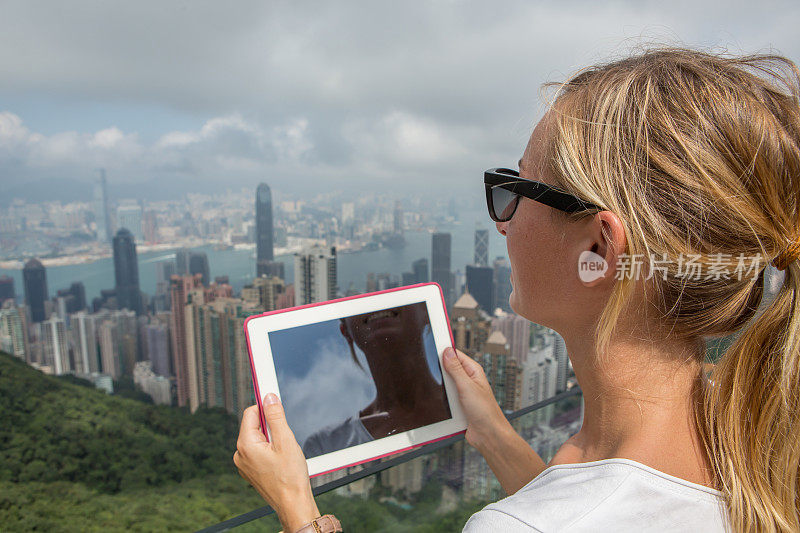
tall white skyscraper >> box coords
[41,316,69,375]
[71,311,98,374]
[294,246,337,305]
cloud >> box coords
[280,336,376,445]
[1,1,799,194]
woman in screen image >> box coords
[301,304,452,458]
[234,48,800,532]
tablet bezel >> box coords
[243,282,466,477]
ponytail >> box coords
[702,262,800,531]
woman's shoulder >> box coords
[463,458,727,532]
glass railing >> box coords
[198,388,582,533]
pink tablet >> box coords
[244,283,466,477]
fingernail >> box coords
[443,347,455,360]
[263,393,280,405]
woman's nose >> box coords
[495,219,508,236]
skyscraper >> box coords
[466,265,495,314]
[175,248,191,275]
[412,258,429,283]
[93,169,111,242]
[493,257,512,312]
[0,275,15,303]
[71,311,98,374]
[154,260,175,311]
[117,204,144,242]
[431,233,453,306]
[113,228,143,315]
[0,306,28,360]
[23,258,48,323]
[474,228,489,267]
[41,315,69,375]
[189,252,210,286]
[294,246,337,305]
[491,312,531,365]
[170,274,203,407]
[145,321,170,377]
[56,282,86,314]
[256,183,274,262]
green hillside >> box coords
[0,351,267,531]
[0,352,490,532]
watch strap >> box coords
[292,514,342,533]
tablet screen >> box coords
[267,301,452,459]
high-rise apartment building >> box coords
[432,233,453,306]
[553,332,568,393]
[41,316,69,375]
[170,274,204,407]
[71,311,98,374]
[93,169,111,242]
[521,346,558,421]
[0,306,28,360]
[294,246,337,305]
[145,321,170,377]
[23,258,48,323]
[116,204,144,242]
[491,312,531,365]
[96,309,138,378]
[474,228,489,267]
[184,297,258,414]
[113,229,143,315]
[480,330,523,412]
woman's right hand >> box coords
[443,346,547,494]
[442,347,509,449]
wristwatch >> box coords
[292,514,342,533]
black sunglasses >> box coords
[484,167,602,222]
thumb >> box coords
[262,393,294,445]
[443,347,474,391]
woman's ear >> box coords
[577,210,626,288]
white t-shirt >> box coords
[463,458,728,532]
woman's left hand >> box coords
[234,393,320,532]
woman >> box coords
[233,48,800,532]
[301,304,451,458]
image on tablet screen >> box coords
[268,301,452,459]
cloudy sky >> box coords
[1,1,799,199]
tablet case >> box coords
[243,281,463,478]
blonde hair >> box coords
[546,48,800,532]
